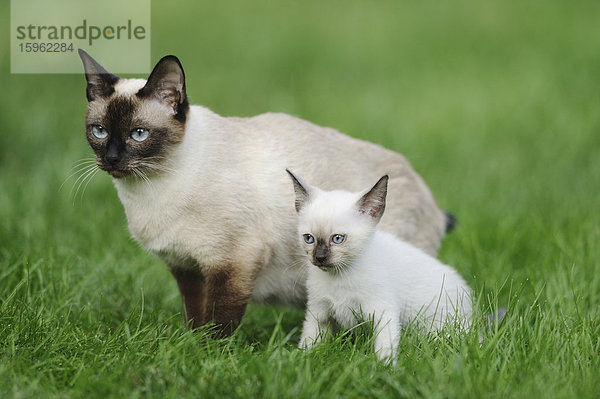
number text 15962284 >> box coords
[19,42,74,52]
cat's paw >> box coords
[298,335,319,350]
[375,349,398,366]
[374,343,398,365]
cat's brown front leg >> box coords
[171,268,207,329]
[204,267,254,337]
[171,264,255,337]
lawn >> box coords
[1,0,599,398]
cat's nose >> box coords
[106,153,120,164]
[315,254,327,264]
[105,146,120,165]
[314,244,328,264]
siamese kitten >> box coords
[78,49,450,336]
[288,171,472,362]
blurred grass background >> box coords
[1,0,599,398]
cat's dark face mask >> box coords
[79,49,188,178]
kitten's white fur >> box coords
[295,178,472,363]
[110,79,447,307]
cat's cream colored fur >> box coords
[81,52,447,332]
[113,81,445,306]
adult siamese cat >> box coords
[78,49,450,336]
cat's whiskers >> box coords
[68,163,99,199]
[143,155,176,166]
[70,157,97,168]
[72,163,100,204]
[60,158,97,192]
[127,157,178,178]
[138,156,177,168]
[330,258,354,278]
[130,167,143,184]
[79,167,101,201]
[131,166,154,190]
[139,157,177,175]
[137,161,177,176]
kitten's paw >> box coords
[298,336,317,350]
[375,349,397,366]
[374,343,398,365]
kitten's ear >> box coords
[137,55,188,119]
[356,175,389,222]
[286,169,312,213]
[78,49,119,102]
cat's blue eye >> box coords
[91,125,108,139]
[331,234,346,245]
[303,234,315,244]
[131,128,150,142]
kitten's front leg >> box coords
[373,313,401,365]
[299,300,331,349]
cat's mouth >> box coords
[107,169,130,178]
[312,261,337,272]
[98,164,133,178]
[312,259,348,273]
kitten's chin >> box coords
[312,262,343,273]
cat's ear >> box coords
[356,175,389,222]
[78,49,119,102]
[286,169,313,213]
[137,55,188,118]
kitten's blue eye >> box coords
[131,128,149,142]
[331,234,346,245]
[91,125,108,139]
[303,234,315,244]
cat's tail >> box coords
[445,212,457,233]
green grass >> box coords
[1,0,600,397]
